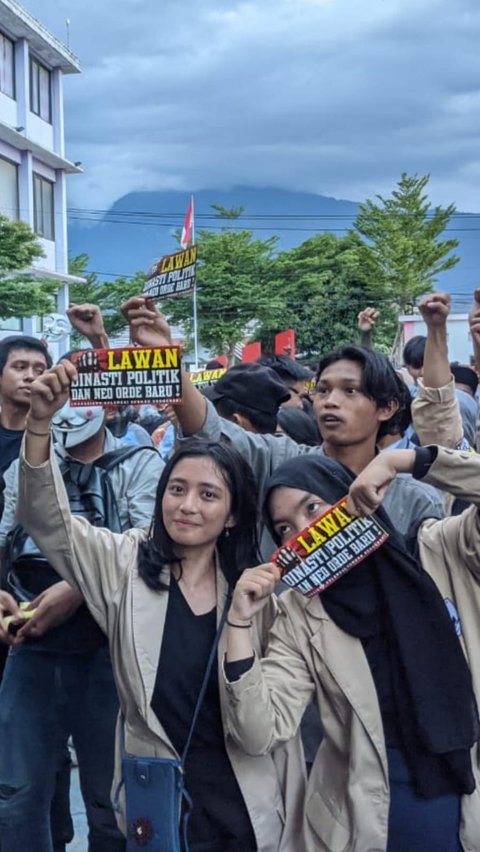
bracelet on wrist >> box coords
[227,618,253,629]
[26,427,51,437]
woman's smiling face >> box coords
[162,456,234,551]
[268,486,331,544]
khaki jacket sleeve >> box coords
[17,443,141,632]
[421,446,480,505]
[412,377,463,448]
[420,447,480,580]
[225,597,315,755]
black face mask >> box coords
[106,413,129,438]
[106,406,135,438]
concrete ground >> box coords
[69,768,88,852]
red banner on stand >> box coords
[242,342,262,363]
[275,330,296,359]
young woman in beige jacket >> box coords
[12,360,305,852]
[225,447,480,852]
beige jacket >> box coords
[412,376,464,449]
[224,447,480,852]
[18,446,306,852]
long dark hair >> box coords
[138,438,259,591]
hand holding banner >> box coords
[272,497,388,596]
[69,346,182,407]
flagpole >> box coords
[191,194,199,368]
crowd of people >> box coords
[0,290,480,851]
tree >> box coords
[165,218,285,362]
[263,232,396,357]
[354,173,459,312]
[0,214,58,319]
[69,254,146,342]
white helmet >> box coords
[52,402,105,449]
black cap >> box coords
[209,364,291,414]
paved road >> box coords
[69,768,88,852]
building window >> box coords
[0,157,18,218]
[0,31,14,98]
[33,174,54,240]
[30,57,51,122]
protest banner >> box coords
[69,346,182,407]
[144,246,197,300]
[188,367,226,388]
[272,497,388,596]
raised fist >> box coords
[418,292,450,329]
[67,304,106,340]
[357,307,379,332]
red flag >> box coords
[181,196,194,249]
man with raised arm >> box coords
[412,292,475,451]
[0,338,163,852]
[121,297,443,546]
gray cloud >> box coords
[20,0,480,210]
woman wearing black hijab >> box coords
[224,446,480,852]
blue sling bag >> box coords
[121,596,230,851]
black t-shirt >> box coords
[0,424,23,475]
[151,578,256,851]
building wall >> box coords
[0,89,16,125]
[401,314,472,365]
[0,10,79,348]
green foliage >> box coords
[210,204,244,219]
[0,214,57,319]
[264,232,396,357]
[67,174,459,360]
[165,227,285,360]
[354,173,459,312]
[69,254,145,341]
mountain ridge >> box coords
[67,186,479,307]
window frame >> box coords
[30,55,51,123]
[33,173,55,241]
[0,30,15,99]
[0,155,19,219]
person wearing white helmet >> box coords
[0,358,164,852]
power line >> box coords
[67,206,480,220]
[67,214,480,234]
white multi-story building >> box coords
[0,0,82,349]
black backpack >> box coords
[3,446,156,601]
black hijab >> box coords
[266,454,479,798]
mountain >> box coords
[67,186,478,310]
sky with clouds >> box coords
[19,0,480,212]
